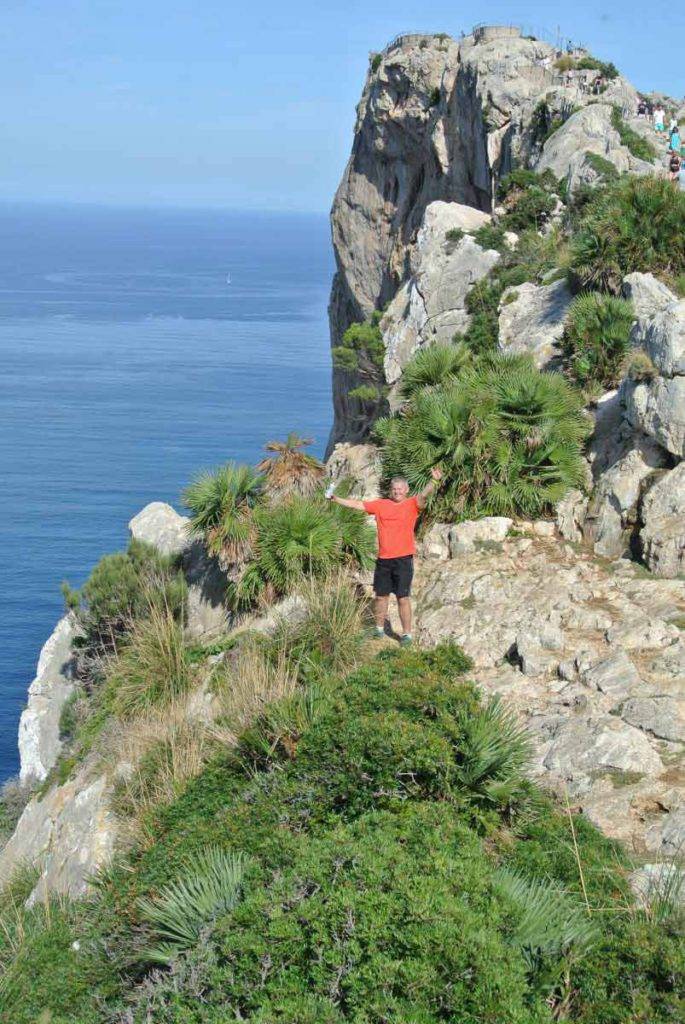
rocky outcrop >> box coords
[412,525,685,852]
[534,103,653,192]
[0,769,116,902]
[381,201,499,389]
[18,615,80,785]
[326,442,382,499]
[328,29,643,447]
[622,273,677,324]
[639,462,685,577]
[128,502,230,639]
[497,278,571,367]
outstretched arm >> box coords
[330,495,366,511]
[416,466,443,510]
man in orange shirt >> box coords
[329,467,442,645]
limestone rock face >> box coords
[410,531,685,850]
[18,615,80,784]
[535,104,648,192]
[622,273,677,324]
[497,279,572,367]
[0,770,116,903]
[381,203,499,387]
[128,501,189,557]
[633,300,685,377]
[328,31,642,447]
[448,517,512,555]
[623,376,685,459]
[326,442,382,500]
[640,463,685,577]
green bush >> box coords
[369,52,381,72]
[610,106,657,162]
[584,151,619,181]
[332,316,384,373]
[347,383,380,403]
[63,539,187,658]
[456,277,504,354]
[562,291,635,387]
[445,226,464,243]
[473,222,508,252]
[576,56,619,79]
[183,461,263,563]
[376,353,589,521]
[399,341,471,398]
[228,496,375,610]
[569,175,685,292]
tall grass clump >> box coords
[376,353,589,521]
[569,175,685,292]
[562,291,634,386]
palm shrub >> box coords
[494,868,599,995]
[183,462,263,564]
[569,175,685,292]
[562,291,635,387]
[399,341,471,399]
[255,433,325,500]
[377,354,589,520]
[456,697,533,808]
[137,847,247,964]
[228,496,375,610]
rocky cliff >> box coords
[328,26,644,446]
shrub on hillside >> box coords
[610,106,657,162]
[376,354,589,520]
[62,539,187,659]
[562,291,635,386]
[255,433,324,500]
[228,495,375,610]
[569,175,685,292]
[399,341,471,398]
[183,462,263,564]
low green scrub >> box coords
[496,169,559,232]
[563,291,635,387]
[584,151,619,181]
[445,226,464,243]
[576,56,619,79]
[610,106,657,162]
[332,313,384,374]
[62,539,187,660]
[569,175,685,292]
[457,276,504,354]
[376,353,590,521]
[4,645,683,1022]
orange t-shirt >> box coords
[362,497,420,559]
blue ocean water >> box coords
[0,203,333,782]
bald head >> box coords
[389,477,409,502]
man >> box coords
[329,467,442,646]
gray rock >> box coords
[18,615,80,784]
[581,651,642,702]
[623,375,685,459]
[645,806,685,857]
[535,104,633,192]
[326,442,382,500]
[182,541,231,640]
[633,300,685,378]
[449,517,512,555]
[0,771,116,902]
[622,273,677,324]
[128,501,189,557]
[382,202,499,385]
[418,523,452,560]
[556,488,588,544]
[498,279,571,368]
[543,715,663,783]
[620,696,685,742]
[640,463,685,578]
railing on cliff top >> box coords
[383,25,583,55]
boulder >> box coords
[623,375,685,459]
[382,202,500,385]
[182,541,231,640]
[449,517,512,555]
[497,279,572,368]
[645,806,685,857]
[326,442,382,500]
[622,273,677,324]
[555,488,587,543]
[580,650,642,702]
[640,463,685,578]
[18,615,80,784]
[629,863,685,909]
[418,523,452,560]
[632,299,685,377]
[542,715,663,787]
[128,501,189,557]
[620,696,685,743]
[0,770,116,902]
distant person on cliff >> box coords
[669,126,681,152]
[637,98,647,118]
[328,467,443,646]
[654,106,665,133]
[669,150,682,184]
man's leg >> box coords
[397,596,412,636]
[375,594,390,631]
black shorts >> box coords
[373,555,414,598]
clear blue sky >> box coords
[2,0,682,210]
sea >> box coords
[0,203,333,783]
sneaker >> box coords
[369,625,385,640]
[399,634,413,647]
